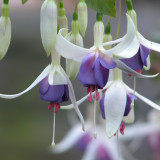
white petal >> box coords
[137,32,160,52]
[123,108,135,124]
[104,81,127,138]
[81,140,100,160]
[48,66,67,85]
[55,29,91,62]
[102,14,139,59]
[60,68,85,131]
[125,84,160,110]
[112,37,139,59]
[116,60,159,78]
[52,124,82,153]
[103,37,124,47]
[0,65,51,99]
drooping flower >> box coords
[105,0,160,71]
[52,110,122,160]
[99,68,160,138]
[0,49,85,146]
[55,13,156,94]
[40,0,57,56]
[0,1,11,60]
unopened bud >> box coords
[58,1,68,31]
[103,21,112,50]
[40,0,57,56]
[78,0,88,37]
[66,32,83,81]
[0,4,11,60]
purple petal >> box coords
[76,133,92,151]
[100,55,117,69]
[140,45,151,67]
[97,145,111,160]
[99,96,105,119]
[39,77,50,95]
[124,93,137,116]
[39,77,69,103]
[121,49,143,71]
[78,53,97,87]
[94,56,109,89]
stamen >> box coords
[137,70,142,74]
[51,107,56,147]
[120,122,125,135]
[55,103,61,113]
[93,91,97,139]
[48,102,54,110]
[95,87,100,101]
[88,94,93,103]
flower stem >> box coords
[74,0,79,11]
[116,0,122,39]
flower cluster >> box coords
[0,0,160,159]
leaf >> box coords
[22,0,28,5]
[85,0,116,17]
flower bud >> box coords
[58,1,68,31]
[66,15,83,81]
[40,0,57,56]
[78,0,88,37]
[103,21,112,50]
[0,4,11,60]
[94,13,104,48]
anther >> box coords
[120,122,125,135]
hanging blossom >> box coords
[0,49,85,146]
[0,0,85,146]
[55,13,157,95]
[59,69,160,138]
[104,0,160,71]
[55,13,158,137]
[52,108,124,160]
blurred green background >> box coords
[0,0,160,160]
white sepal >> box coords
[55,29,92,62]
[125,84,160,110]
[40,0,57,56]
[104,81,127,138]
[115,60,159,78]
[0,16,11,60]
[48,66,67,85]
[0,65,51,99]
[60,68,85,131]
[137,32,160,52]
[102,14,139,59]
[82,140,100,160]
[55,29,91,62]
[52,124,82,153]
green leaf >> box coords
[85,0,116,17]
[22,0,28,5]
